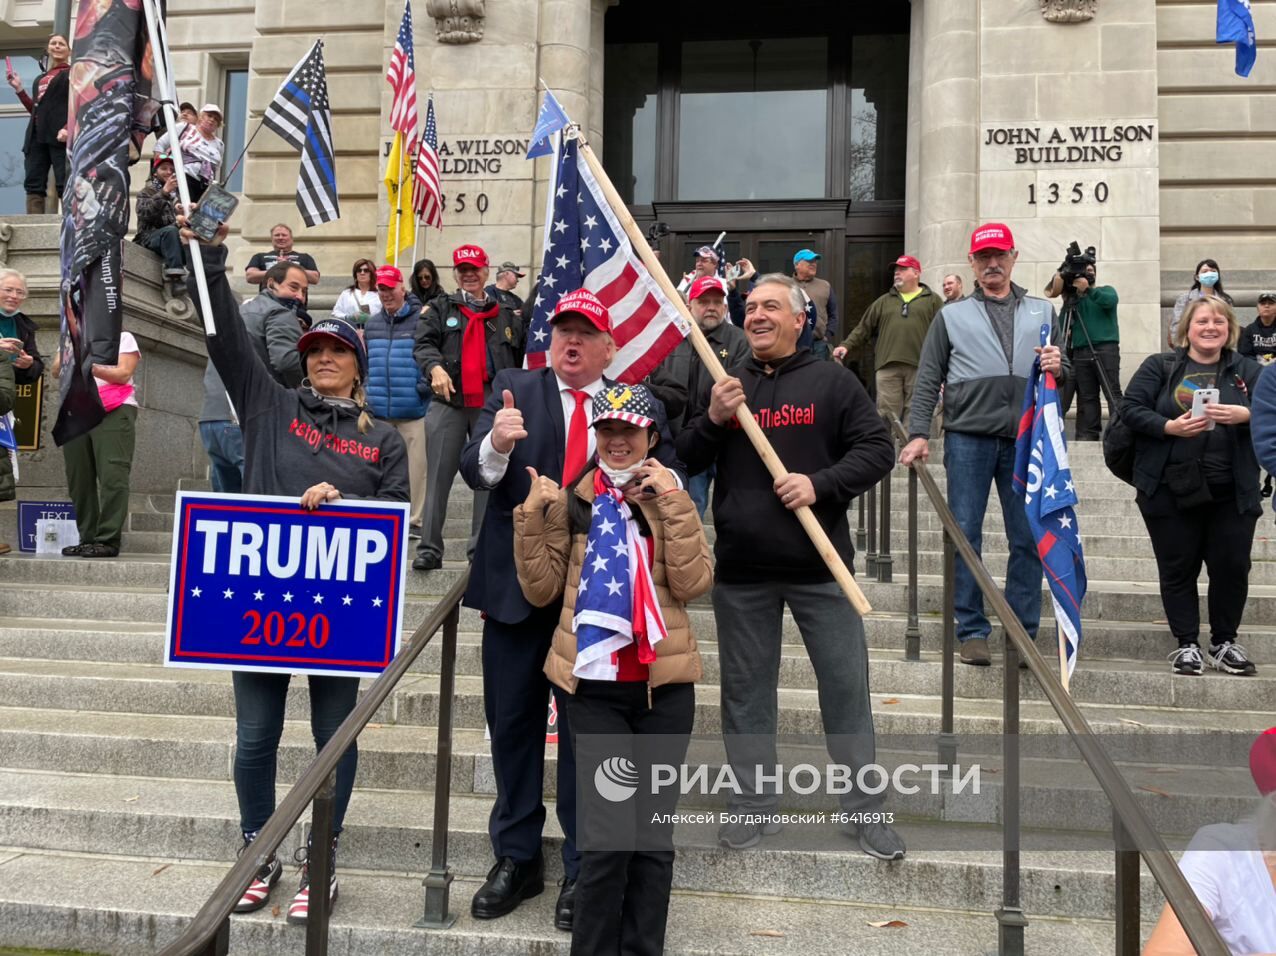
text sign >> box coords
[18,499,75,553]
[165,492,409,678]
[14,377,41,451]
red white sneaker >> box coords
[285,845,338,925]
[233,835,281,914]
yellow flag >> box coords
[384,130,415,263]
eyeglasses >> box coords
[900,301,909,318]
[356,267,373,274]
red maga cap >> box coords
[374,264,403,287]
[689,275,729,301]
[551,288,612,333]
[452,245,489,268]
[894,254,921,272]
[969,223,1015,254]
[1250,727,1276,796]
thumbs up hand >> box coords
[522,465,560,511]
[492,389,527,453]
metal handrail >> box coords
[159,569,471,956]
[884,413,1227,956]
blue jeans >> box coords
[943,431,1042,643]
[688,465,714,519]
[199,420,244,494]
[232,671,360,835]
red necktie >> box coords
[563,389,590,481]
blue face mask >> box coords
[1198,271,1220,288]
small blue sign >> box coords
[165,492,410,678]
[18,499,76,553]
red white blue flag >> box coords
[1012,324,1087,683]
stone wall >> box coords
[0,216,209,499]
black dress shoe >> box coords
[413,553,442,571]
[553,877,576,932]
[470,855,544,920]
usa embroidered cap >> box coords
[452,245,489,268]
[591,383,657,429]
[969,223,1015,254]
[1250,727,1276,795]
[551,288,612,333]
[374,264,403,287]
[894,254,922,271]
[689,275,729,301]
[297,317,368,381]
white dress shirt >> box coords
[477,375,607,486]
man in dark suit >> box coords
[459,288,683,931]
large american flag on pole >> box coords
[526,137,689,383]
[1012,324,1088,685]
[414,94,442,229]
[386,0,418,136]
[262,40,340,226]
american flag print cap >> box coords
[590,384,657,429]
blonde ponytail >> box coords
[353,383,374,434]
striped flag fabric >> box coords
[1012,323,1088,686]
[386,0,419,137]
[525,137,690,383]
[262,40,340,226]
[414,94,443,229]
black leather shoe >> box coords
[470,856,544,920]
[553,877,576,931]
[413,554,442,571]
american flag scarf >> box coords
[571,470,668,681]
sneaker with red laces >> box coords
[285,841,339,925]
[233,832,281,914]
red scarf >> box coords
[459,303,497,408]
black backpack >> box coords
[1102,354,1178,486]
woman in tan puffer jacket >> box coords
[513,383,711,956]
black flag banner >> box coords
[53,0,159,446]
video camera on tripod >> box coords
[1057,241,1097,347]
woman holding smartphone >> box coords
[6,35,71,214]
[332,260,380,326]
[1121,297,1262,677]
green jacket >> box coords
[0,360,16,502]
[840,284,942,370]
[1066,284,1119,348]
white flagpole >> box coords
[139,0,217,336]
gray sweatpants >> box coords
[712,579,880,812]
[419,402,487,562]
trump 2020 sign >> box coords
[165,492,410,678]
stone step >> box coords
[0,769,1169,921]
[0,707,1256,836]
[0,848,1125,956]
[0,658,1269,746]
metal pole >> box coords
[877,458,893,583]
[995,641,1026,955]
[1114,812,1140,955]
[305,770,336,956]
[865,483,879,577]
[419,603,460,929]
[904,465,920,661]
[193,921,228,956]
[938,529,957,767]
[856,494,867,549]
[54,0,72,41]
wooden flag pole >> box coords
[573,133,871,616]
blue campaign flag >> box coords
[1012,324,1088,684]
[164,492,410,678]
[1218,0,1257,77]
[527,89,570,159]
[0,413,16,451]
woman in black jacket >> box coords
[1121,296,1262,678]
[182,218,409,925]
[0,268,46,386]
[410,257,449,316]
[5,35,70,214]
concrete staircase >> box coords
[0,443,1270,955]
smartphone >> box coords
[186,181,239,242]
[1190,387,1220,431]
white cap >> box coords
[199,103,223,116]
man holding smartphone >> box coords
[134,154,186,276]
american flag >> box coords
[571,474,667,681]
[526,137,689,382]
[386,0,418,136]
[414,94,442,229]
[262,40,340,226]
[1012,324,1088,686]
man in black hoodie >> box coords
[677,273,904,861]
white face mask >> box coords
[598,461,640,487]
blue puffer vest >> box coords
[365,293,429,420]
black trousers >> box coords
[481,605,580,878]
[1060,342,1122,440]
[1138,483,1258,646]
[566,680,694,956]
[23,140,67,197]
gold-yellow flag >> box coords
[384,130,415,263]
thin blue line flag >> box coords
[1217,0,1257,78]
[1012,324,1088,683]
[527,89,570,159]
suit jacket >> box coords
[460,366,684,624]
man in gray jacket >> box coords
[240,261,311,389]
[899,223,1068,667]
